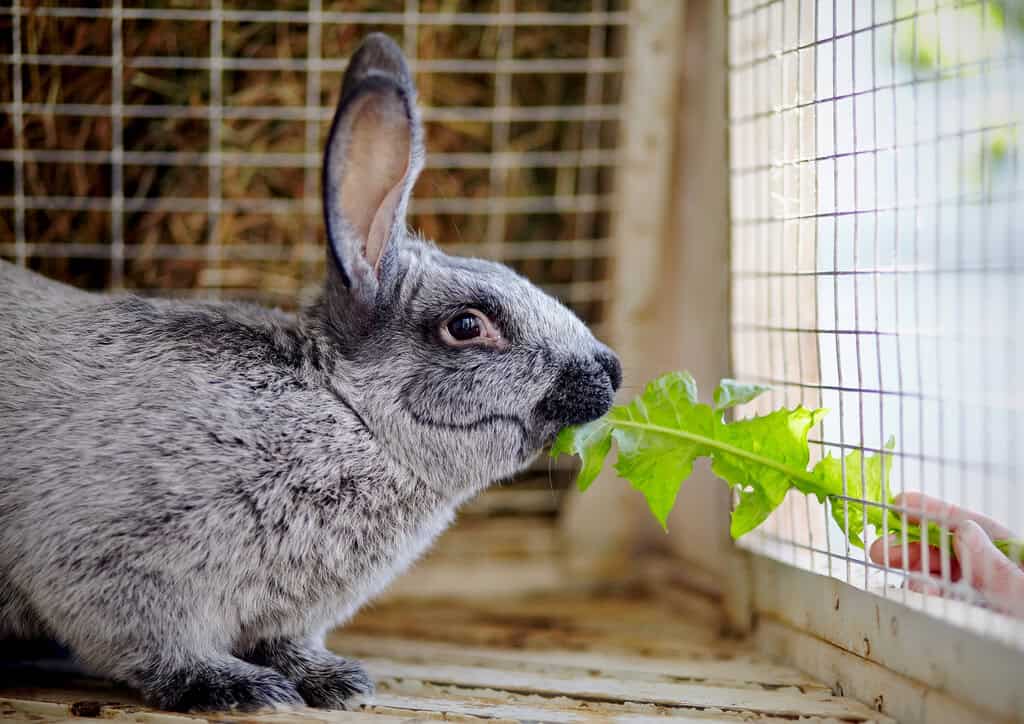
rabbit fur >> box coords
[0,33,621,712]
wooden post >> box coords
[655,0,744,628]
[561,0,689,582]
[561,1,742,618]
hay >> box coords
[1,1,622,322]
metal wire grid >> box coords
[728,0,1022,644]
[0,1,624,328]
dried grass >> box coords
[0,0,623,327]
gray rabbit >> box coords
[0,34,620,712]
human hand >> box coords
[868,492,1024,617]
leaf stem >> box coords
[609,419,832,497]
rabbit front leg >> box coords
[30,577,304,711]
[241,637,374,710]
[58,623,304,711]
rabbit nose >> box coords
[595,348,622,392]
[535,353,617,427]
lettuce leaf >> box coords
[814,438,896,548]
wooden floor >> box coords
[1,588,894,723]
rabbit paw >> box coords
[146,658,305,712]
[295,655,375,710]
[242,640,374,710]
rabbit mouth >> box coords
[406,407,530,441]
[398,391,534,458]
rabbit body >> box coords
[0,259,461,709]
[0,34,620,713]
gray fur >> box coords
[0,34,619,713]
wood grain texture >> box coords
[750,555,1024,724]
[2,590,893,723]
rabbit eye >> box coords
[441,309,505,348]
[448,313,481,341]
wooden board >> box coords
[749,555,1024,724]
[2,590,893,723]
[329,635,830,690]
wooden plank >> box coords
[750,554,1024,723]
[383,558,568,600]
[0,697,409,723]
[755,617,1005,724]
[373,692,831,724]
[344,617,735,660]
[410,516,560,559]
[1,590,900,724]
[372,679,843,724]
[363,659,894,721]
[343,596,737,659]
[379,516,568,601]
[633,557,728,626]
[328,635,830,692]
[442,594,723,642]
[460,488,562,516]
[373,678,852,724]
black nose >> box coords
[535,348,622,428]
[596,349,622,392]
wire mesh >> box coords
[729,0,1023,645]
[0,0,625,498]
[0,1,623,314]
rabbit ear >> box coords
[323,33,423,306]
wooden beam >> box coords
[329,634,832,691]
[756,618,1005,724]
[659,0,740,624]
[560,0,690,585]
[749,554,1024,724]
[363,659,893,721]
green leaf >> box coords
[550,419,613,492]
[711,407,828,536]
[713,379,771,412]
[814,438,896,548]
[995,539,1024,566]
[731,487,778,538]
[552,371,825,533]
[612,372,715,530]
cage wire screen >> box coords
[729,0,1023,645]
[0,0,625,502]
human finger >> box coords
[954,520,1024,617]
[892,492,1014,540]
[868,536,961,578]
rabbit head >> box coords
[310,34,621,492]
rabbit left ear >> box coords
[323,33,424,307]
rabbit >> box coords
[0,33,621,713]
